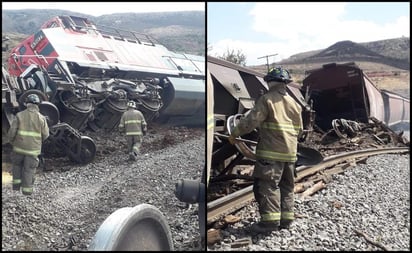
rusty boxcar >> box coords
[302,62,410,132]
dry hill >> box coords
[250,37,410,96]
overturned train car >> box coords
[3,15,205,163]
[302,62,409,132]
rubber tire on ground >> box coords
[88,204,173,251]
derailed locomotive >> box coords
[2,15,205,164]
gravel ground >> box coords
[207,153,410,251]
[2,124,205,251]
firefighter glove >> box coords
[228,134,236,145]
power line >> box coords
[257,53,277,72]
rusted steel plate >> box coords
[381,89,410,130]
[207,61,252,100]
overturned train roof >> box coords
[207,55,307,116]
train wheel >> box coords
[88,204,173,251]
[68,136,96,164]
[38,101,60,127]
[18,89,48,110]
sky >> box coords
[2,2,205,16]
[208,2,410,66]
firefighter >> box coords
[8,94,49,195]
[118,100,147,161]
[228,67,303,233]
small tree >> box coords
[218,48,247,66]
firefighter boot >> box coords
[128,152,137,161]
[249,221,279,234]
[132,150,138,161]
[12,183,21,191]
[22,187,33,196]
[280,220,292,230]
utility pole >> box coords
[257,53,278,72]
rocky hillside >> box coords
[248,37,409,92]
[281,37,410,70]
[2,9,205,56]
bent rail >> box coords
[207,147,409,225]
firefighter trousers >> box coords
[252,159,295,225]
[11,152,39,195]
[126,135,142,155]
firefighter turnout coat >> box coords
[8,103,49,195]
[118,108,147,137]
[9,103,49,157]
[231,84,302,162]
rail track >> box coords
[207,146,409,225]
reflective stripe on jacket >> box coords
[9,104,49,157]
[232,85,303,162]
[119,109,147,136]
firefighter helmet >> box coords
[26,94,41,104]
[127,100,136,109]
[263,67,292,83]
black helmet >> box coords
[26,94,41,104]
[263,67,292,83]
